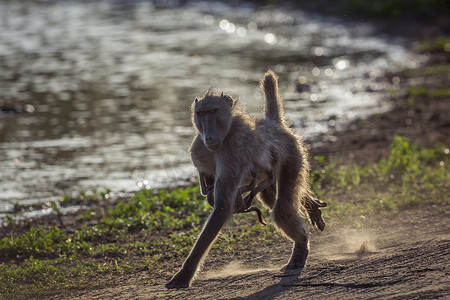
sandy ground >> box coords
[55,206,449,299]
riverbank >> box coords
[1,26,449,300]
[310,40,450,164]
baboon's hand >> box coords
[206,185,215,207]
[234,192,249,213]
[165,270,192,289]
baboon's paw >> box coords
[310,209,326,231]
[165,280,190,289]
[281,262,305,271]
[306,198,327,231]
[279,263,304,276]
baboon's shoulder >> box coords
[190,135,215,175]
[189,135,203,154]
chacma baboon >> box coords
[166,70,325,289]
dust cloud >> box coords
[343,229,377,254]
[203,261,276,279]
[313,228,377,260]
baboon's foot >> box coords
[280,263,305,275]
[305,197,327,231]
[279,262,304,278]
[285,242,308,271]
[308,207,326,231]
[165,271,192,289]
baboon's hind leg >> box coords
[272,165,309,271]
[259,183,276,209]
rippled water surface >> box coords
[0,0,422,211]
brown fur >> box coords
[166,70,316,288]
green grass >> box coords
[417,36,450,52]
[407,87,450,98]
[61,188,112,206]
[0,226,91,260]
[0,136,448,299]
[0,255,132,298]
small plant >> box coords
[61,188,111,205]
[379,135,446,181]
[418,36,450,52]
[407,86,450,98]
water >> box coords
[0,0,422,212]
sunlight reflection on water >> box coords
[0,0,424,211]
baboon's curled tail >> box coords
[261,70,285,125]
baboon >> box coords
[166,70,325,289]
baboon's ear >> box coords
[224,95,233,107]
[195,97,198,104]
[220,92,233,107]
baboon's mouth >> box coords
[205,142,221,152]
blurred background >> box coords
[0,0,442,212]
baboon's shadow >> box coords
[230,270,303,300]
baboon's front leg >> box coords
[166,179,236,289]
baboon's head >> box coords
[193,91,234,152]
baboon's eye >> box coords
[197,109,218,116]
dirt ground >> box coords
[55,205,449,300]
